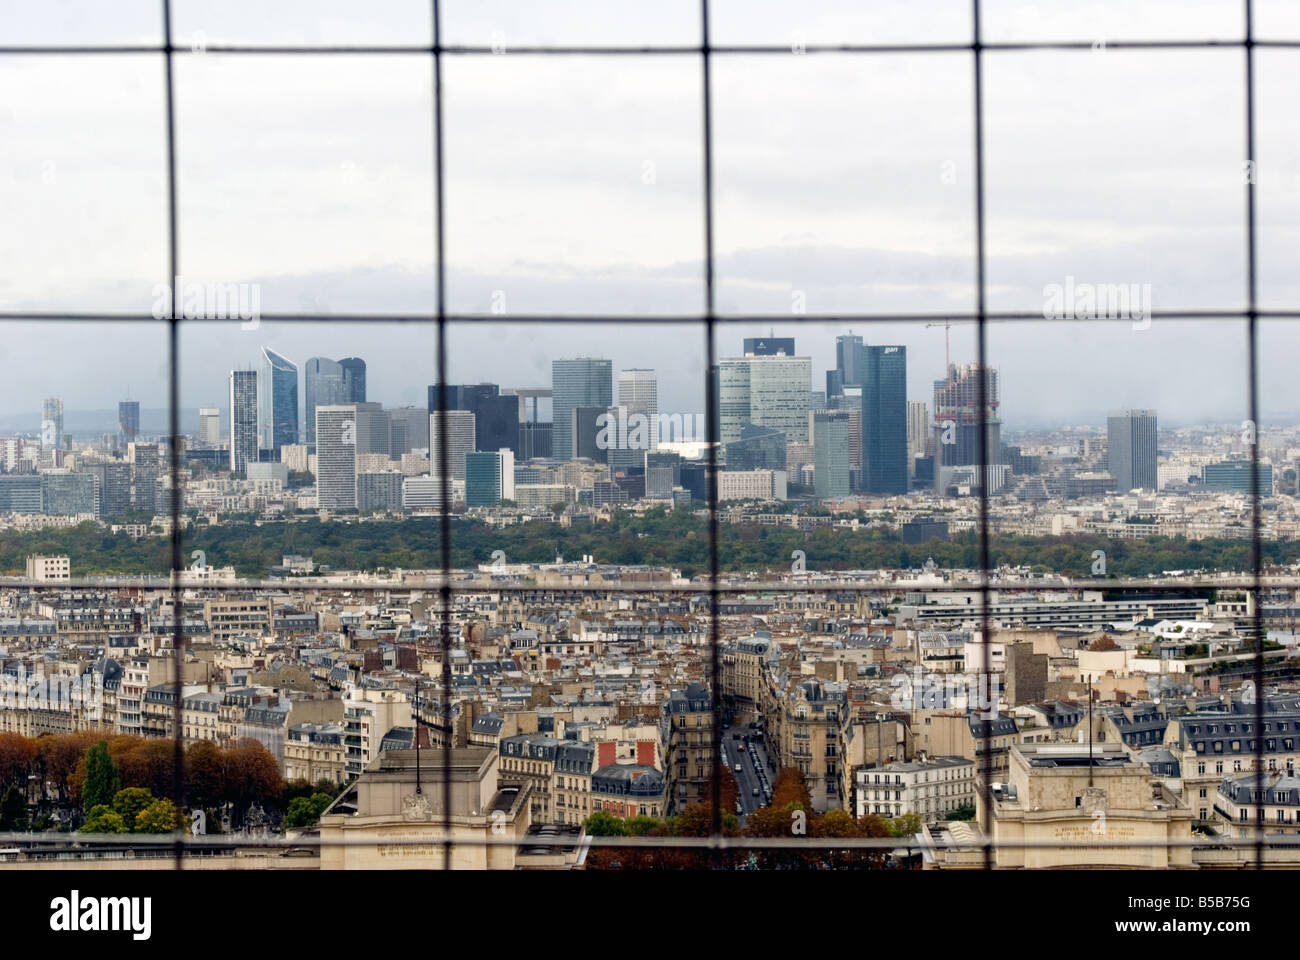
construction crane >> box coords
[924,319,972,375]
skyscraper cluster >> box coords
[2,328,1175,521]
[226,350,372,473]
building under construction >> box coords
[933,362,1001,467]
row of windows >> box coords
[1238,809,1298,823]
[1195,739,1297,754]
[1191,720,1295,736]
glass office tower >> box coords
[552,357,612,462]
[861,345,908,495]
[258,347,299,456]
[718,354,811,447]
[1107,408,1158,492]
[813,410,852,498]
[304,357,346,446]
[118,400,140,445]
[339,357,367,403]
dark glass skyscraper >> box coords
[725,424,787,472]
[552,358,612,462]
[257,347,299,455]
[571,406,606,461]
[519,421,552,460]
[831,334,864,398]
[118,400,140,445]
[861,345,908,494]
[339,357,367,403]
[1107,408,1158,491]
[304,357,346,446]
[428,383,520,456]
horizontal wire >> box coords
[0,310,1294,325]
[1,40,1298,56]
[0,576,1290,593]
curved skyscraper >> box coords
[258,347,299,455]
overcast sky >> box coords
[3,0,1300,428]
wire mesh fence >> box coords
[0,0,1292,869]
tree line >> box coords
[0,731,339,833]
[2,511,1296,579]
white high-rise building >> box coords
[280,444,309,473]
[0,437,23,471]
[907,401,929,476]
[615,368,659,466]
[316,405,358,510]
[198,408,221,446]
[429,410,476,481]
[228,370,258,473]
[718,469,788,501]
[402,475,463,509]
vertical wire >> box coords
[971,0,994,871]
[431,0,453,871]
[1244,0,1264,871]
[700,0,722,853]
[160,0,185,869]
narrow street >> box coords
[721,722,775,822]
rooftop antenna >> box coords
[1087,673,1094,787]
[414,678,422,796]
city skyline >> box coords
[3,318,1296,434]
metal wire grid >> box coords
[0,0,1289,869]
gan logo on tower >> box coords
[49,890,152,941]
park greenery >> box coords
[284,792,335,829]
[0,732,343,834]
[3,510,1296,580]
[80,788,183,834]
